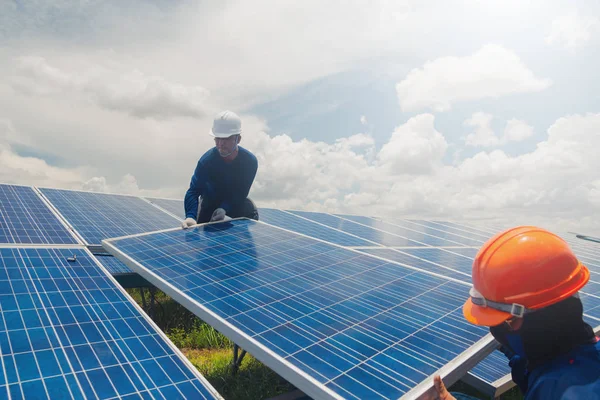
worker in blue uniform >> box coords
[430,226,600,400]
[182,110,258,228]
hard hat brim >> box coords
[463,297,512,327]
[209,129,242,138]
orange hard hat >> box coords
[463,226,589,327]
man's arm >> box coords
[221,154,258,214]
[184,155,211,219]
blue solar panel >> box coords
[287,211,427,247]
[377,218,486,247]
[357,248,472,282]
[94,254,133,275]
[39,188,180,245]
[428,220,498,238]
[104,219,496,399]
[0,247,220,399]
[145,198,184,219]
[335,215,484,247]
[0,184,78,245]
[259,208,378,247]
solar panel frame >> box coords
[103,218,499,400]
[0,242,223,400]
[93,254,134,275]
[0,184,81,245]
[37,187,181,246]
[144,197,184,220]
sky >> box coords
[1,0,599,236]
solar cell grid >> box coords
[0,184,78,245]
[337,215,484,247]
[357,248,472,282]
[0,247,220,400]
[383,219,486,247]
[39,188,180,245]
[259,208,379,247]
[104,219,496,400]
[287,211,427,248]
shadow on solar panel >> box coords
[104,218,500,400]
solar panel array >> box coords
[38,188,180,245]
[104,219,497,400]
[0,185,78,245]
[0,184,221,399]
[0,247,221,399]
[3,182,598,399]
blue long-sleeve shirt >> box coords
[184,146,258,219]
[511,339,600,400]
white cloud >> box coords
[0,123,176,198]
[503,119,534,142]
[546,12,599,49]
[11,56,212,119]
[463,114,535,147]
[247,112,600,237]
[396,44,552,112]
[464,112,499,147]
[1,0,599,239]
[377,114,448,174]
[360,115,368,126]
[0,142,88,188]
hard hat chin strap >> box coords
[469,287,534,318]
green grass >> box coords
[184,348,297,400]
[126,287,524,400]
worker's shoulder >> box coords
[237,146,258,164]
[526,341,600,399]
[198,147,220,163]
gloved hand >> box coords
[181,218,196,229]
[210,208,227,222]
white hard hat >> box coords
[209,110,242,138]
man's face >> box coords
[214,135,239,157]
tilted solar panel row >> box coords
[104,219,499,400]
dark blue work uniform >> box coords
[184,146,258,222]
[521,338,600,399]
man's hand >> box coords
[182,218,197,229]
[432,375,456,400]
[210,208,227,222]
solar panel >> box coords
[94,254,133,275]
[426,220,498,239]
[104,219,498,400]
[286,211,427,248]
[336,215,484,247]
[0,184,78,245]
[145,198,184,219]
[259,208,379,247]
[0,246,221,399]
[358,248,472,282]
[38,188,180,245]
[389,219,486,247]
